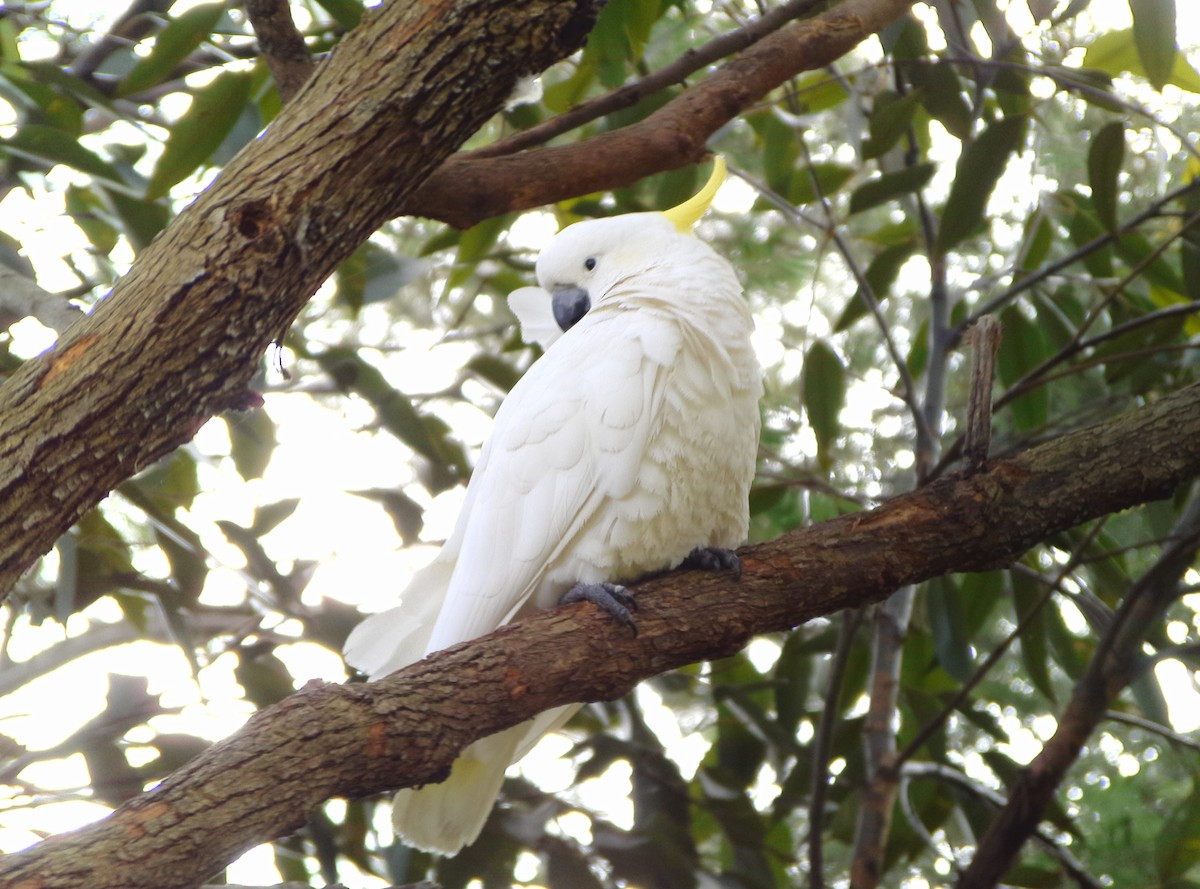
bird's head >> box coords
[510,158,727,349]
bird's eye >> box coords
[584,257,597,271]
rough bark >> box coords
[0,0,601,600]
[2,380,1199,889]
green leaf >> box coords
[351,488,424,545]
[443,214,510,293]
[135,451,200,513]
[862,91,921,159]
[0,66,84,134]
[581,0,662,88]
[936,116,1027,255]
[926,577,972,681]
[251,498,301,536]
[999,863,1066,888]
[60,509,136,621]
[108,189,171,250]
[773,632,813,738]
[0,18,18,62]
[785,162,855,207]
[909,61,973,140]
[997,305,1049,430]
[1015,203,1054,274]
[1087,121,1125,231]
[156,525,208,606]
[336,242,425,315]
[1066,191,1114,278]
[146,70,254,199]
[467,353,522,392]
[750,111,799,195]
[848,162,935,215]
[802,340,845,473]
[1129,0,1178,90]
[65,185,120,254]
[4,123,123,183]
[1011,570,1056,701]
[226,407,277,482]
[118,4,226,97]
[318,348,465,489]
[835,240,915,330]
[1083,27,1200,93]
[1117,230,1187,295]
[542,57,598,113]
[313,0,363,28]
[792,71,850,114]
[908,317,929,378]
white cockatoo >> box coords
[343,157,762,854]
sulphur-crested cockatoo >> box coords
[343,157,762,854]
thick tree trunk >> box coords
[0,0,601,599]
[2,381,1199,889]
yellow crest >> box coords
[662,156,726,233]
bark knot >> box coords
[232,200,276,242]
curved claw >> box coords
[560,582,638,636]
[681,546,742,579]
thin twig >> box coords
[849,585,914,889]
[1103,710,1200,754]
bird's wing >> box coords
[424,312,681,651]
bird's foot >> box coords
[560,582,639,636]
[681,546,742,579]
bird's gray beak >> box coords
[551,286,590,332]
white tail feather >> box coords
[391,703,582,854]
[391,725,522,854]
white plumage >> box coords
[344,160,762,854]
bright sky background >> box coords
[1,1,1199,885]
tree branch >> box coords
[3,381,1200,888]
[399,0,918,228]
